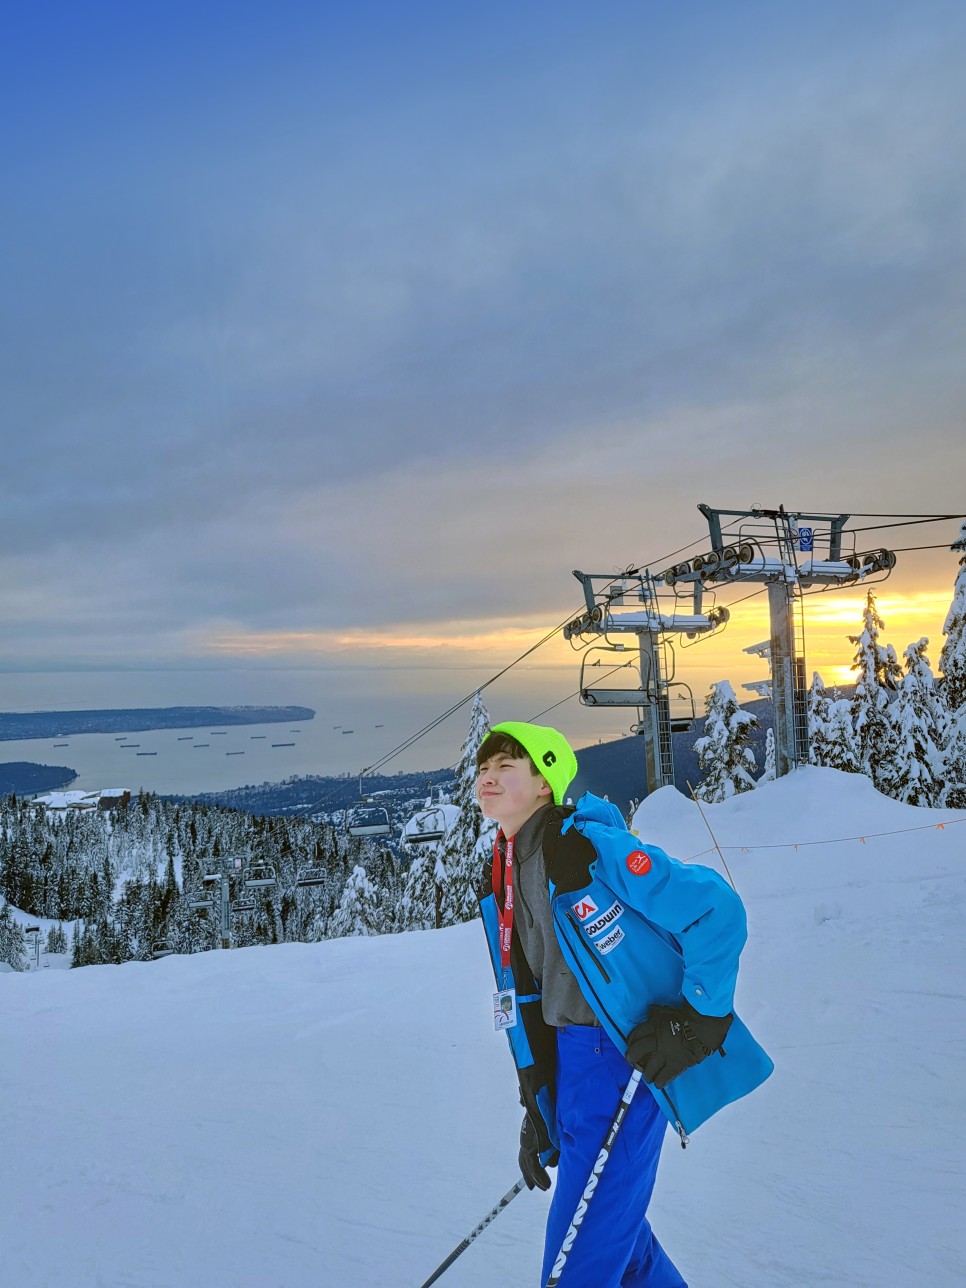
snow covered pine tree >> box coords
[938,521,966,807]
[939,520,966,711]
[849,590,902,795]
[891,639,949,807]
[438,691,498,927]
[693,680,757,802]
[329,865,383,938]
[807,673,833,766]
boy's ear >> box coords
[537,777,553,799]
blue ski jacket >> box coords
[478,793,773,1158]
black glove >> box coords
[626,999,733,1089]
[518,1113,558,1191]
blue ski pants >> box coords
[540,1025,687,1288]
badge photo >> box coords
[493,988,517,1030]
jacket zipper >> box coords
[560,905,692,1148]
[564,910,612,983]
[661,1087,690,1149]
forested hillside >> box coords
[0,792,400,967]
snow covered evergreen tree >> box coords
[849,590,901,794]
[45,922,68,954]
[891,639,948,806]
[329,865,383,938]
[397,843,447,932]
[693,680,758,802]
[759,728,777,784]
[438,691,498,927]
[807,673,833,766]
[0,900,26,970]
[939,520,966,712]
[941,712,966,810]
[824,699,861,773]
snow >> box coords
[2,768,964,1286]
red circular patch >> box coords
[626,850,652,876]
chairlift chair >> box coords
[403,799,460,848]
[346,803,392,838]
[244,864,278,889]
[665,682,697,734]
[231,898,256,914]
[404,808,448,845]
[295,866,328,888]
[578,645,643,707]
[188,896,215,913]
[151,940,175,959]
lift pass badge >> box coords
[493,988,518,1030]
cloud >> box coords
[2,2,966,673]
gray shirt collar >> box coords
[510,802,554,863]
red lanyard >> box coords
[492,831,515,975]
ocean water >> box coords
[0,667,619,795]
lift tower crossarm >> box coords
[697,504,851,560]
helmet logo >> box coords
[543,750,556,767]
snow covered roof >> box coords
[33,788,130,810]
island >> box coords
[0,761,78,795]
[0,705,316,742]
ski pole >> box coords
[418,1178,527,1287]
[544,1068,643,1288]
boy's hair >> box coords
[476,730,543,777]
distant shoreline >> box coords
[0,705,316,742]
[0,761,77,794]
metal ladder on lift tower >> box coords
[773,514,810,766]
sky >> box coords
[2,0,966,762]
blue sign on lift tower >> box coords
[798,526,814,552]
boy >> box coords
[475,720,771,1288]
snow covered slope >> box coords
[1,769,963,1286]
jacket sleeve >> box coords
[568,816,747,1017]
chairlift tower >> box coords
[661,503,897,778]
[565,569,729,796]
[569,504,898,792]
[203,871,232,949]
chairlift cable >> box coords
[842,514,966,535]
[360,523,751,777]
[360,556,693,777]
[876,542,965,554]
[358,609,590,777]
[527,660,638,723]
[309,523,760,785]
[629,516,745,577]
[836,511,966,520]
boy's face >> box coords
[475,751,552,835]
